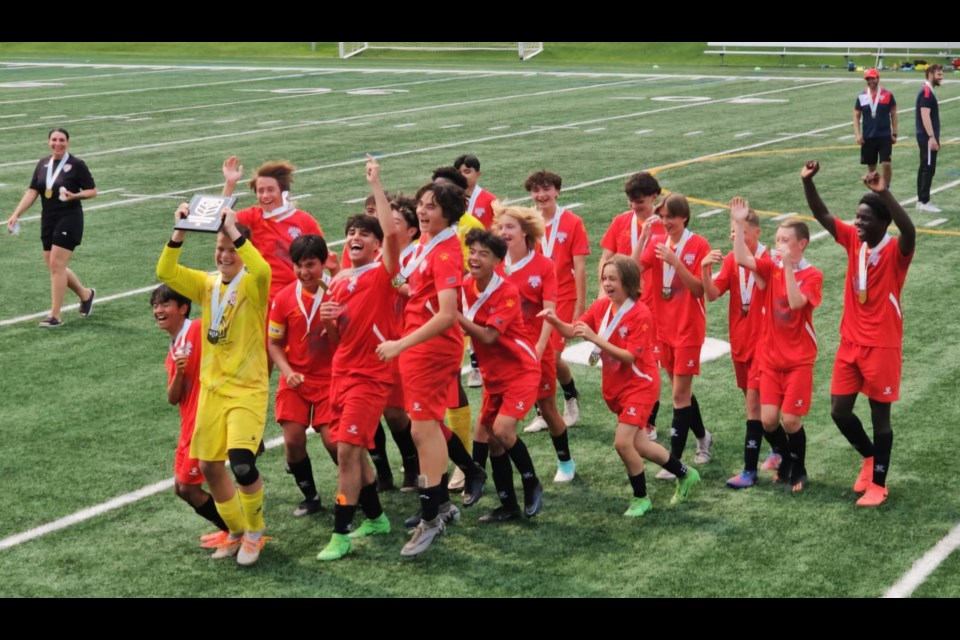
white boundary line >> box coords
[883,523,960,598]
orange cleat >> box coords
[199,530,230,549]
[856,483,888,507]
[853,457,875,493]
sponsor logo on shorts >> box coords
[412,402,422,412]
[883,386,892,396]
[686,359,695,368]
[795,399,805,407]
[516,401,525,411]
[189,467,199,476]
[347,424,358,435]
[627,406,636,416]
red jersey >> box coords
[165,319,202,438]
[834,219,912,348]
[496,251,557,347]
[600,211,665,312]
[328,262,400,383]
[538,209,590,302]
[268,279,336,380]
[579,298,659,403]
[640,230,711,348]
[753,253,822,370]
[467,187,498,230]
[404,230,463,354]
[711,248,767,362]
[463,275,539,393]
[235,207,323,300]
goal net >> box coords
[338,42,544,61]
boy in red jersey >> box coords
[455,153,499,230]
[267,234,337,517]
[316,156,400,561]
[543,255,700,515]
[599,171,664,440]
[459,229,545,521]
[632,194,713,477]
[802,161,915,507]
[701,207,784,488]
[733,198,822,493]
[524,170,590,429]
[152,285,229,548]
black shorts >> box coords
[41,213,83,251]
[860,137,893,165]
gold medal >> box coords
[44,189,52,199]
[588,352,600,367]
[392,274,406,288]
[858,290,867,304]
[661,286,672,300]
[207,329,220,345]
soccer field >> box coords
[0,57,958,597]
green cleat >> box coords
[348,513,392,539]
[317,533,352,561]
[623,496,653,517]
[670,467,701,504]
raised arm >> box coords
[863,172,915,256]
[221,156,243,197]
[365,154,400,273]
[731,197,758,272]
[157,203,209,303]
[801,160,837,239]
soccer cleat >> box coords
[400,465,419,493]
[447,466,466,492]
[237,532,270,566]
[317,533,352,561]
[523,415,548,433]
[400,516,445,557]
[199,530,230,549]
[38,316,63,328]
[403,501,460,529]
[293,496,322,517]
[377,472,396,493]
[348,513,391,539]
[726,470,758,489]
[856,483,889,507]
[79,288,96,317]
[623,496,653,517]
[478,504,522,523]
[523,481,544,518]
[461,466,486,507]
[563,397,581,427]
[790,473,809,494]
[916,201,942,213]
[553,459,576,483]
[670,467,701,504]
[646,424,658,441]
[655,468,677,481]
[760,452,782,471]
[466,368,483,388]
[854,456,875,493]
[210,534,243,559]
[694,430,713,464]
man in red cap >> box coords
[854,68,898,186]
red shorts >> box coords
[537,347,557,400]
[399,345,461,421]
[760,365,813,416]
[550,299,575,351]
[174,441,205,485]
[733,357,761,391]
[329,376,392,449]
[446,376,461,409]
[659,342,701,376]
[606,396,656,427]
[479,378,539,427]
[275,378,332,427]
[831,338,901,402]
[386,362,405,409]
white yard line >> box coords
[923,218,948,227]
[883,523,960,598]
[898,177,960,207]
[698,208,725,218]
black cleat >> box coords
[523,481,544,518]
[461,465,487,508]
[293,496,322,517]
[478,505,522,523]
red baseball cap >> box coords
[864,68,880,79]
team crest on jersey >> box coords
[64,164,73,173]
[476,207,486,217]
[557,232,568,244]
[419,261,428,274]
[618,326,628,338]
[683,253,695,267]
[439,252,450,261]
[228,291,238,306]
[288,226,302,240]
[528,275,542,289]
[183,340,194,356]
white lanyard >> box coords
[739,243,766,306]
[170,318,192,357]
[663,229,692,290]
[465,274,503,321]
[505,250,535,275]
[210,270,245,341]
[630,214,640,252]
[45,152,69,192]
[924,80,937,100]
[399,226,456,281]
[347,261,380,292]
[858,234,891,302]
[466,187,482,215]
[867,87,882,119]
[399,243,416,268]
[295,280,326,335]
[261,191,294,221]
[543,209,565,259]
[590,298,635,364]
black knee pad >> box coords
[228,448,260,486]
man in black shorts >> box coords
[854,68,898,187]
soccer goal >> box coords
[338,42,544,61]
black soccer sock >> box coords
[287,455,319,501]
[446,431,475,473]
[194,495,229,532]
[662,454,688,478]
[560,379,579,401]
[689,395,706,439]
[333,503,357,535]
[473,441,490,470]
[507,438,539,491]
[872,429,893,487]
[766,425,791,476]
[789,427,807,483]
[550,429,572,462]
[833,412,875,458]
[418,483,448,522]
[629,471,648,499]
[670,405,693,459]
[368,422,393,480]
[744,420,764,473]
[490,453,519,508]
[761,423,786,456]
[648,400,660,428]
[390,421,418,460]
[358,480,384,520]
[470,351,479,369]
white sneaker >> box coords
[447,466,466,491]
[916,201,942,213]
[655,468,677,480]
[400,516,445,557]
[646,424,658,441]
[694,430,713,464]
[553,459,576,482]
[523,415,548,433]
[466,368,483,388]
[236,531,269,567]
[563,397,580,427]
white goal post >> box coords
[338,42,544,61]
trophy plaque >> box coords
[175,194,238,233]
